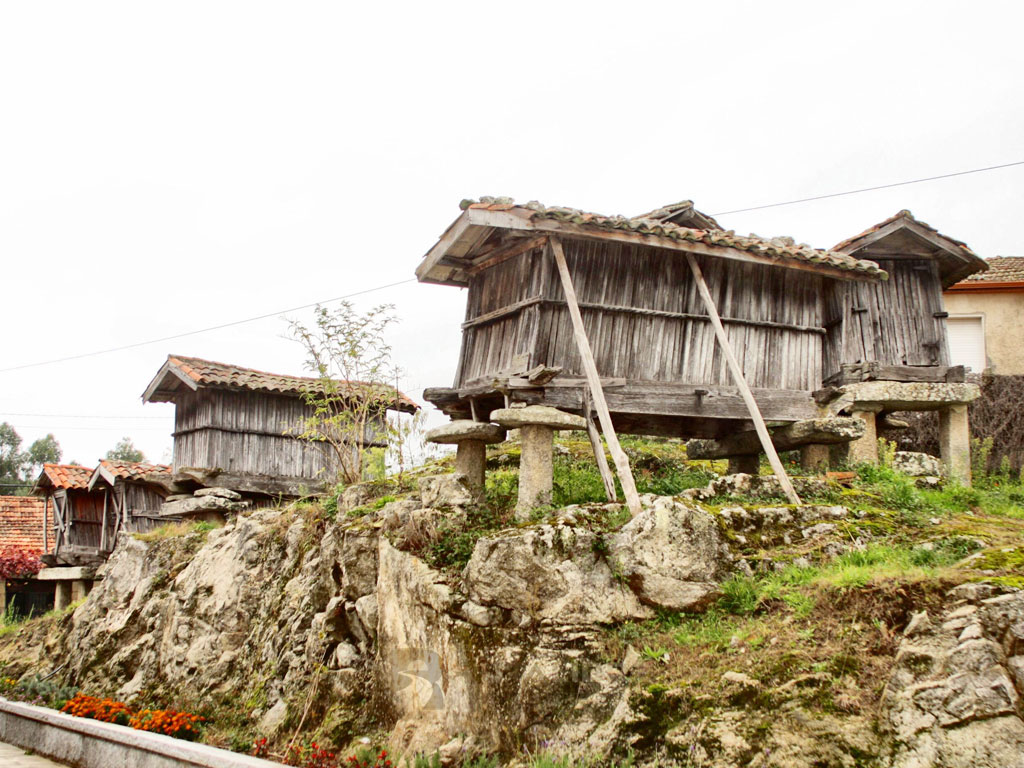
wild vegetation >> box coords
[0,432,1021,765]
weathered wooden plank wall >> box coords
[456,238,827,391]
[64,490,105,550]
[172,389,351,480]
[825,259,949,372]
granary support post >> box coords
[939,405,971,486]
[684,253,801,505]
[424,420,506,499]
[549,237,642,516]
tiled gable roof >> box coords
[0,496,49,553]
[145,355,418,411]
[960,256,1024,284]
[37,464,92,491]
[97,460,171,481]
[458,197,885,277]
[832,209,978,257]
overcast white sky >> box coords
[1,1,1022,469]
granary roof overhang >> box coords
[142,355,419,413]
[416,198,887,287]
[32,463,93,494]
[87,460,172,491]
[833,210,989,289]
[946,256,1024,293]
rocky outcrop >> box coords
[884,584,1024,768]
[892,451,943,478]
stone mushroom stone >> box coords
[489,406,586,431]
[490,406,586,519]
[424,420,506,445]
[424,420,507,498]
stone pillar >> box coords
[939,405,971,486]
[837,410,879,466]
[727,455,759,475]
[519,424,555,514]
[0,579,6,616]
[490,405,587,521]
[70,580,91,603]
[54,581,72,611]
[800,444,830,474]
[424,420,507,500]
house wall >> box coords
[171,388,342,481]
[456,238,828,391]
[943,290,1024,374]
[824,258,949,374]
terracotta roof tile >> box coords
[458,197,884,277]
[158,356,418,411]
[97,460,171,481]
[37,464,93,491]
[0,496,49,553]
[960,256,1024,284]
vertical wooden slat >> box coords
[550,237,642,516]
[685,253,801,505]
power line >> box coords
[0,412,167,420]
[710,159,1024,216]
[0,278,417,375]
[2,157,1021,377]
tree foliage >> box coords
[289,302,406,485]
[26,434,62,478]
[0,422,26,486]
[106,437,145,463]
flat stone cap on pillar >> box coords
[425,420,506,445]
[826,381,981,414]
[490,405,587,430]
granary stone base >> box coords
[821,381,981,485]
[425,420,506,499]
[490,406,586,519]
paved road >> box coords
[0,741,69,767]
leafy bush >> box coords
[0,547,43,579]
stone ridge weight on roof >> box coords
[459,196,885,277]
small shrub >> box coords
[129,708,206,741]
[61,693,132,726]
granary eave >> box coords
[142,359,201,404]
[833,211,988,289]
[416,203,887,286]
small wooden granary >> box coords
[826,210,990,383]
[87,460,172,537]
[418,197,888,439]
[142,355,417,494]
[32,461,171,562]
[417,197,992,499]
[32,463,108,564]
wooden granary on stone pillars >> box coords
[417,197,976,514]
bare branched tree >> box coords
[289,302,407,485]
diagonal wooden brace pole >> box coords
[550,237,643,516]
[584,385,618,502]
[685,253,801,505]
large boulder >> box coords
[892,451,943,478]
[465,525,654,626]
[610,495,731,611]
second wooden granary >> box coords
[143,355,418,494]
[417,197,989,503]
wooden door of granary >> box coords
[454,237,829,392]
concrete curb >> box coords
[0,697,282,767]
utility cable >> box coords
[710,159,1024,216]
[2,157,1021,375]
[0,278,416,374]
